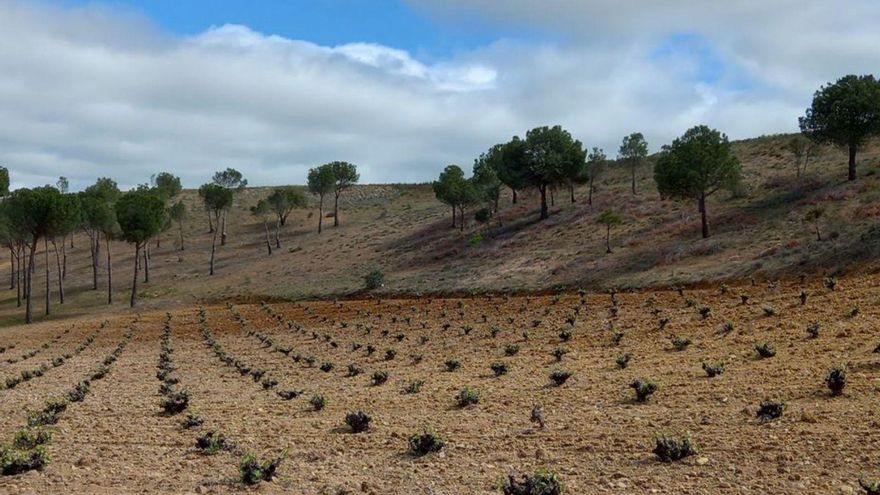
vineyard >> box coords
[0,275,878,493]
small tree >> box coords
[327,161,359,227]
[654,125,742,238]
[786,135,816,178]
[432,165,479,231]
[199,184,233,275]
[151,172,182,248]
[472,158,502,214]
[800,74,880,181]
[483,139,529,205]
[266,187,306,247]
[522,125,586,219]
[596,210,623,254]
[586,147,606,205]
[168,201,186,250]
[212,168,247,245]
[307,165,335,234]
[619,132,648,195]
[804,206,825,241]
[114,190,165,307]
[47,193,81,307]
[250,199,273,255]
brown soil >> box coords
[0,275,878,494]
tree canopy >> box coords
[619,132,648,195]
[654,125,741,238]
[799,74,880,181]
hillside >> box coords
[2,133,880,326]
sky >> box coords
[1,0,879,190]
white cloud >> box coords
[0,1,877,190]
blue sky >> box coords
[60,0,537,59]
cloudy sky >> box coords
[1,0,878,190]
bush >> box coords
[181,413,204,428]
[404,380,424,394]
[345,411,371,433]
[161,389,190,415]
[456,387,480,408]
[558,329,572,342]
[530,405,545,428]
[371,370,389,386]
[409,429,445,456]
[310,394,327,411]
[755,343,776,358]
[1,446,48,475]
[701,361,725,377]
[319,362,334,373]
[611,330,624,346]
[825,365,847,396]
[756,400,785,422]
[196,431,228,454]
[698,306,711,319]
[630,379,658,402]
[364,269,385,290]
[501,468,564,495]
[474,208,491,223]
[859,479,880,495]
[13,429,51,450]
[384,349,397,361]
[239,452,283,485]
[277,389,303,400]
[504,344,520,356]
[671,336,691,351]
[491,362,508,377]
[824,276,837,291]
[615,353,631,370]
[67,381,90,403]
[552,347,569,362]
[806,322,821,339]
[762,305,778,317]
[652,434,698,462]
[467,232,483,246]
[444,359,461,372]
[347,364,362,377]
[549,369,572,386]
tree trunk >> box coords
[8,247,14,290]
[848,143,857,181]
[569,182,575,203]
[44,237,50,316]
[511,188,517,204]
[156,234,161,249]
[458,206,465,232]
[16,244,22,308]
[209,214,219,275]
[815,223,822,241]
[130,242,140,308]
[221,210,228,246]
[90,232,99,290]
[550,188,555,207]
[539,185,548,220]
[207,210,214,233]
[143,244,150,283]
[606,225,612,253]
[333,192,340,227]
[631,167,637,195]
[178,223,185,251]
[106,236,112,305]
[274,218,281,249]
[61,240,67,279]
[450,205,456,228]
[264,221,273,255]
[588,177,594,206]
[317,195,324,234]
[699,193,709,238]
[25,239,36,324]
[52,240,64,304]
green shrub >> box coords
[630,379,658,402]
[345,411,371,433]
[371,370,389,386]
[611,330,624,346]
[310,394,327,411]
[549,369,572,386]
[13,429,51,450]
[653,433,698,462]
[504,344,520,356]
[825,365,847,396]
[755,343,776,358]
[444,359,461,372]
[671,336,691,351]
[552,347,569,362]
[701,361,725,377]
[859,479,880,495]
[405,380,424,394]
[161,389,190,415]
[756,400,785,422]
[408,429,445,456]
[806,322,820,339]
[456,387,480,408]
[501,468,564,495]
[239,452,283,485]
[615,353,630,369]
[181,413,204,428]
[490,362,508,377]
[196,431,228,454]
[1,446,48,475]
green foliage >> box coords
[757,400,785,422]
[115,189,166,244]
[307,165,336,197]
[266,186,307,225]
[702,360,725,377]
[502,468,565,495]
[654,125,742,237]
[310,394,327,411]
[596,210,623,227]
[408,429,445,456]
[152,172,182,202]
[755,343,776,358]
[212,168,247,190]
[239,452,283,485]
[1,446,48,475]
[456,387,480,407]
[653,433,698,462]
[364,268,385,290]
[549,369,572,386]
[825,365,847,396]
[630,378,658,402]
[344,411,371,433]
[198,183,234,217]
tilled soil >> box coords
[0,276,879,494]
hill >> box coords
[2,133,880,325]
